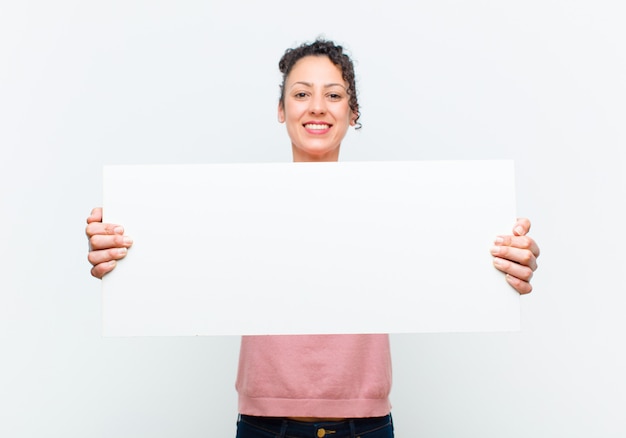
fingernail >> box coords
[123,236,133,245]
[490,246,500,255]
[514,226,524,235]
[494,236,504,245]
[114,226,124,234]
[493,257,503,266]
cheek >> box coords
[284,104,303,124]
[336,102,352,120]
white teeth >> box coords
[305,124,329,130]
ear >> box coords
[350,108,359,126]
[277,102,285,123]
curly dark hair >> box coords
[278,38,361,128]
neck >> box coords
[291,145,340,162]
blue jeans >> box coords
[235,414,394,438]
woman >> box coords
[86,39,540,438]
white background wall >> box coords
[1,1,624,437]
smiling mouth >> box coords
[304,123,331,130]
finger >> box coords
[493,256,534,284]
[88,233,133,251]
[85,221,125,239]
[88,247,129,267]
[91,260,117,279]
[494,235,540,258]
[505,274,533,295]
[513,217,531,236]
[491,244,538,271]
[86,207,103,224]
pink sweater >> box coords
[236,334,392,418]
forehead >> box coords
[286,55,345,86]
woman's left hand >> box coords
[491,218,540,294]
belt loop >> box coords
[349,419,356,438]
[278,419,288,438]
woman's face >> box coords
[278,55,357,162]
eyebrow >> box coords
[290,81,347,90]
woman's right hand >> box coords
[85,207,133,279]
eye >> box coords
[328,93,343,101]
[294,92,308,99]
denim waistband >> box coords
[238,414,392,438]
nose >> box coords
[308,94,326,114]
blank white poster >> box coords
[102,160,519,336]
